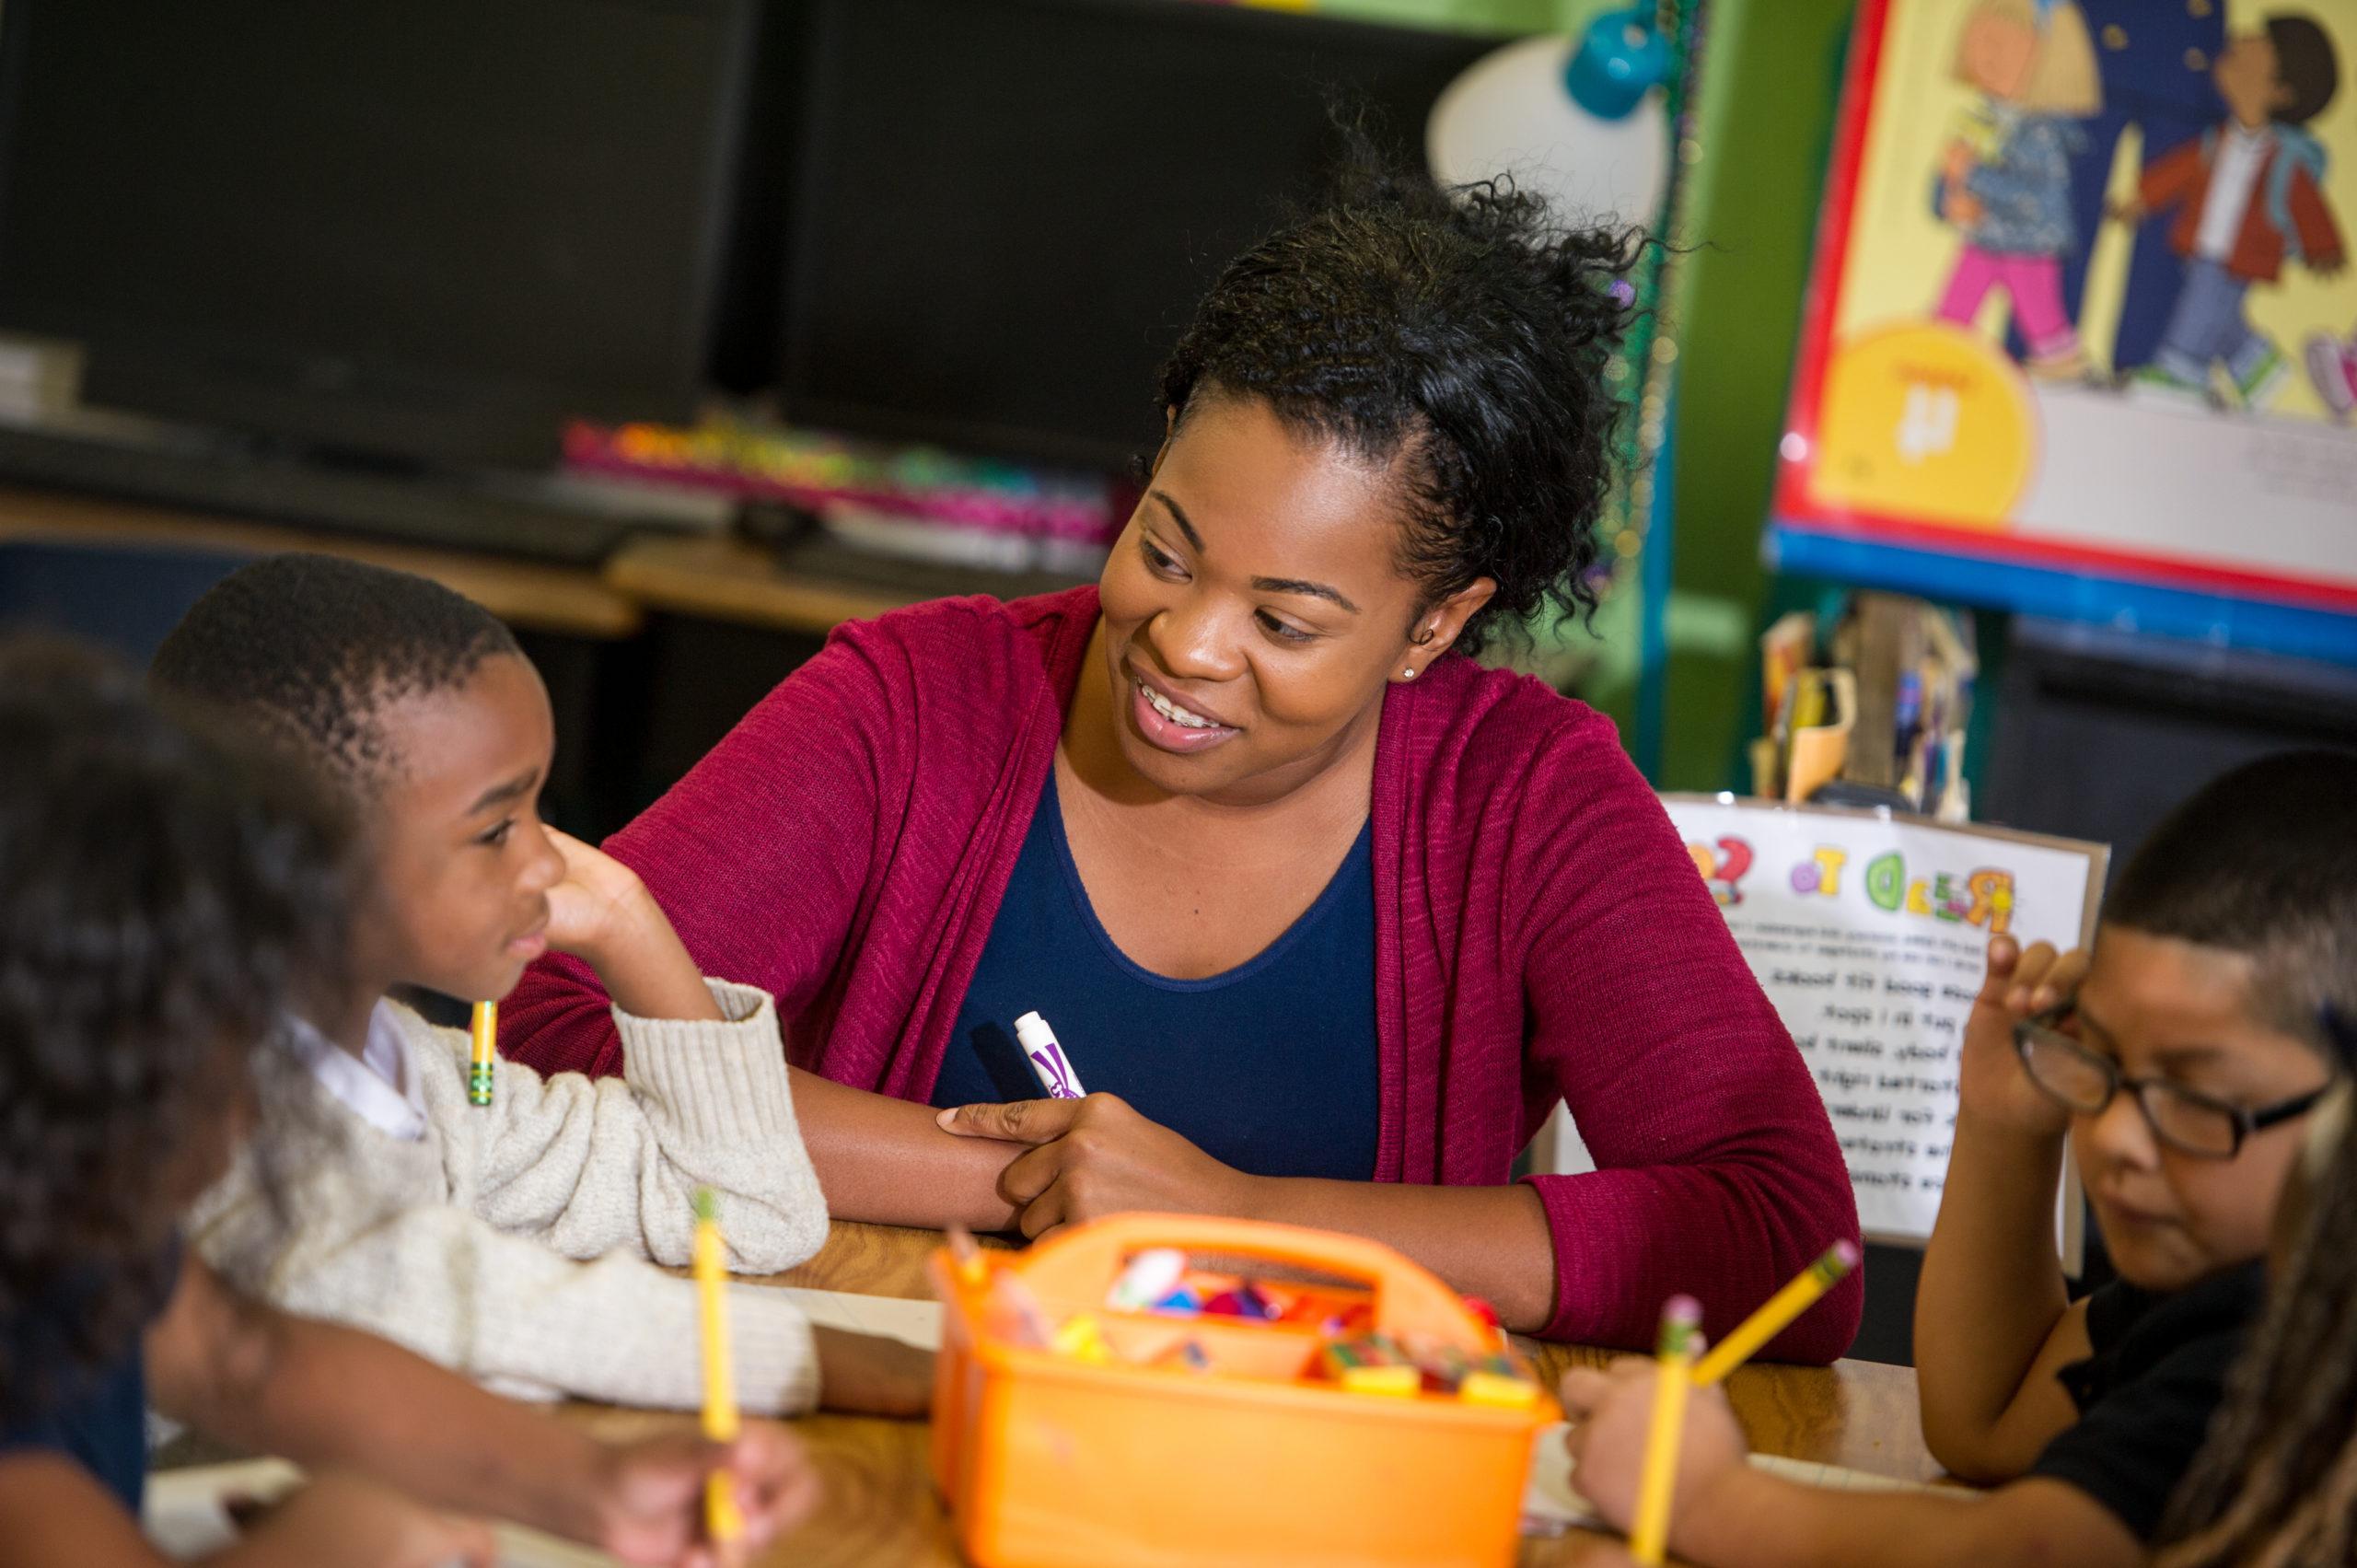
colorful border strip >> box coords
[1770,521,2357,664]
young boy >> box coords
[0,640,815,1565]
[2122,14,2344,409]
[1560,749,2354,1566]
[152,553,928,1420]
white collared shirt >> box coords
[286,999,431,1141]
[2195,124,2271,262]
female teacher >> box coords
[505,154,1862,1356]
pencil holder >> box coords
[929,1213,1557,1568]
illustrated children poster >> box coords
[1541,796,2106,1251]
[1773,0,2357,648]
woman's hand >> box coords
[586,1426,820,1567]
[1958,934,2088,1140]
[1558,1359,1747,1543]
[935,1094,1263,1238]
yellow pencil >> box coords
[692,1189,743,1550]
[468,1000,497,1108]
[1691,1241,1860,1388]
[1631,1295,1702,1566]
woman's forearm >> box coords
[789,1066,1022,1230]
[1245,1178,1556,1332]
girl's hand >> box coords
[935,1094,1262,1239]
[540,827,662,970]
[234,1471,495,1568]
[1958,935,2088,1139]
[1943,138,1976,181]
[588,1426,820,1567]
[1558,1360,1747,1543]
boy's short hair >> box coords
[151,553,522,792]
[2267,13,2339,126]
[2104,749,2357,1037]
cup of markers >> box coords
[929,1213,1557,1568]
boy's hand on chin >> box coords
[1960,934,2087,1139]
[1559,1359,1747,1539]
[541,827,663,968]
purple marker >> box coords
[1014,1011,1086,1099]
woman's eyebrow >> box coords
[1148,490,1203,552]
[1250,575,1360,614]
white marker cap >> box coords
[1014,1011,1057,1052]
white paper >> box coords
[1521,1423,1955,1537]
[774,1285,943,1351]
[1641,798,2103,1251]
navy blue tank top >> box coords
[935,772,1380,1182]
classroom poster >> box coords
[1773,0,2357,653]
[1548,797,2105,1252]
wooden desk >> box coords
[0,484,643,639]
[563,1221,1941,1567]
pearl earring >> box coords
[1402,667,1417,679]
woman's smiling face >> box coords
[1094,393,1490,807]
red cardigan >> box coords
[505,588,1863,1356]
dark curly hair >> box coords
[0,638,350,1425]
[1157,133,1645,658]
[150,552,522,791]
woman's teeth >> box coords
[1139,679,1223,730]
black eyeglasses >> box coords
[2013,1005,2338,1159]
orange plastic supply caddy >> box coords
[928,1213,1558,1568]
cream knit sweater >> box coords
[188,981,830,1414]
